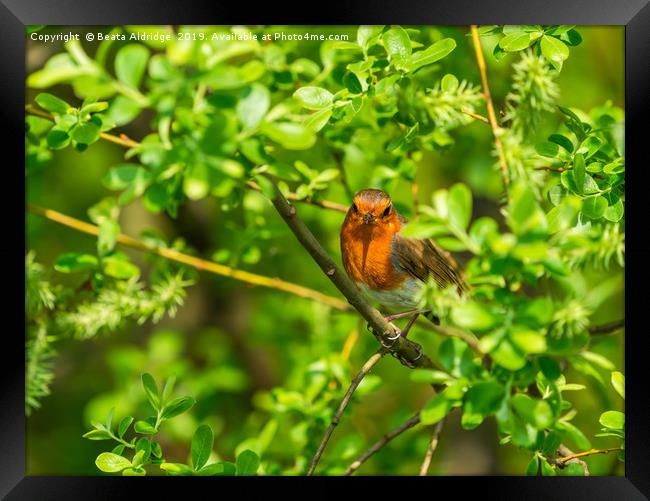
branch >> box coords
[307,348,388,475]
[245,181,347,213]
[343,413,421,475]
[26,203,351,312]
[460,108,490,124]
[470,25,509,194]
[555,444,590,476]
[589,319,624,336]
[419,418,445,476]
[556,447,622,467]
[265,176,437,370]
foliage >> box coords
[83,372,260,475]
[25,25,624,475]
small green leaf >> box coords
[191,424,214,471]
[540,35,569,70]
[82,429,113,441]
[46,128,71,150]
[293,86,334,110]
[572,154,586,195]
[604,198,624,222]
[134,420,158,434]
[451,302,495,331]
[304,108,332,132]
[526,455,540,475]
[115,44,150,88]
[161,396,195,420]
[447,183,472,231]
[548,134,573,153]
[160,462,194,475]
[102,254,140,280]
[118,416,134,438]
[260,122,316,150]
[35,92,71,114]
[499,32,535,52]
[382,26,412,61]
[405,38,456,73]
[611,371,625,399]
[581,196,608,220]
[511,394,553,429]
[95,452,132,473]
[420,391,453,425]
[141,373,160,411]
[510,328,547,354]
[197,461,236,476]
[54,253,98,273]
[599,410,624,430]
[237,84,270,129]
[71,121,101,144]
[235,449,260,476]
[535,141,559,158]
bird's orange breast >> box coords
[340,215,407,291]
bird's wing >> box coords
[391,234,468,293]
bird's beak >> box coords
[363,213,375,225]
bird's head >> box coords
[347,189,398,227]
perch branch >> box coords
[26,203,351,312]
[245,181,347,213]
[307,348,388,475]
[556,447,622,466]
[589,319,624,336]
[419,419,445,476]
[343,413,422,475]
[470,25,509,193]
[265,176,437,371]
[555,444,590,476]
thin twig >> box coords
[344,413,421,475]
[26,203,352,312]
[589,319,625,336]
[265,175,437,371]
[419,419,445,476]
[332,149,355,201]
[460,108,490,124]
[556,447,622,466]
[246,181,347,213]
[470,25,509,194]
[307,349,388,475]
[556,444,590,476]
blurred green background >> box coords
[26,25,623,475]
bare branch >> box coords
[590,319,625,336]
[26,203,352,312]
[419,419,445,476]
[307,349,388,475]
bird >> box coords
[340,188,468,339]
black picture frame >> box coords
[4,1,649,498]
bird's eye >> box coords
[352,203,359,213]
[382,205,391,217]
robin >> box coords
[340,188,468,341]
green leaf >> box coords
[115,44,150,88]
[118,416,134,438]
[539,357,561,381]
[304,108,332,132]
[102,254,140,279]
[160,462,194,475]
[235,449,260,476]
[535,141,559,158]
[237,84,270,129]
[461,381,506,429]
[103,95,142,127]
[46,128,71,149]
[557,420,591,450]
[581,196,608,220]
[405,38,456,73]
[599,410,624,430]
[71,121,101,144]
[410,369,454,385]
[357,25,384,49]
[161,396,195,420]
[161,374,176,406]
[191,424,214,471]
[572,154,586,196]
[197,462,237,476]
[141,373,160,411]
[260,122,316,150]
[343,72,363,94]
[526,455,539,475]
[510,328,547,354]
[134,420,158,434]
[604,198,624,222]
[183,163,210,201]
[382,26,412,61]
[611,371,625,399]
[98,219,120,255]
[548,134,573,153]
[420,391,453,425]
[451,302,496,331]
[492,339,527,371]
[54,253,98,273]
[95,452,132,473]
[82,429,113,440]
[542,431,562,457]
[511,394,553,429]
[447,183,472,231]
[102,164,148,190]
[293,86,333,110]
[499,32,535,52]
[35,92,71,114]
[540,35,569,71]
